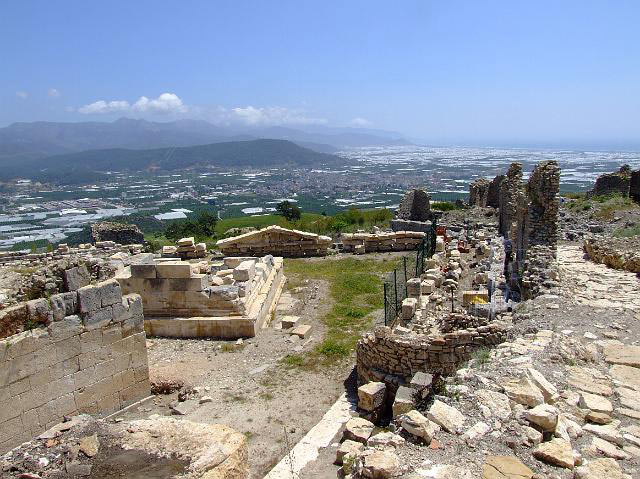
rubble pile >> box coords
[583,235,640,273]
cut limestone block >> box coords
[233,260,256,281]
[130,264,157,279]
[392,386,415,417]
[335,439,364,465]
[343,417,374,444]
[406,278,422,298]
[290,324,311,339]
[401,298,417,320]
[281,316,300,329]
[358,382,386,412]
[156,262,196,279]
[177,237,195,247]
[421,279,435,295]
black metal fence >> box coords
[383,222,437,325]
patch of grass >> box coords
[284,257,396,365]
[613,224,640,238]
[259,392,274,401]
[220,342,245,353]
[471,348,492,368]
[567,193,639,220]
[280,354,306,368]
[431,201,462,211]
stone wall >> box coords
[587,165,632,198]
[583,236,640,273]
[217,225,331,257]
[526,160,561,250]
[630,170,640,203]
[342,231,425,253]
[91,222,144,245]
[0,280,150,454]
[356,316,509,384]
[468,178,490,207]
[395,189,432,222]
[486,175,504,208]
[498,163,525,241]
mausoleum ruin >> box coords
[116,253,284,338]
[216,225,331,257]
[391,189,434,233]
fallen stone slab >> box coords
[409,371,433,398]
[583,421,624,446]
[280,315,300,329]
[362,449,401,479]
[481,455,534,479]
[523,404,558,432]
[392,386,414,417]
[290,324,311,339]
[610,364,640,390]
[475,389,511,420]
[579,391,613,414]
[575,458,626,479]
[501,377,544,407]
[604,344,640,367]
[533,438,575,469]
[343,417,374,444]
[426,400,465,433]
[335,439,364,465]
[526,367,559,403]
[568,366,613,397]
[588,437,630,460]
[399,409,440,443]
[367,431,405,448]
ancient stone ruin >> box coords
[486,174,504,208]
[116,253,284,338]
[91,222,144,245]
[216,225,331,257]
[0,280,150,454]
[391,189,434,233]
[468,178,490,207]
[342,230,425,254]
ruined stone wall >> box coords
[342,231,425,253]
[587,165,631,198]
[217,225,331,257]
[0,280,150,453]
[468,178,490,207]
[91,222,144,245]
[526,160,560,250]
[631,170,640,203]
[395,189,432,222]
[521,245,560,299]
[498,163,524,240]
[584,236,640,273]
[356,319,509,384]
[486,175,504,208]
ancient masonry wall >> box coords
[630,170,640,203]
[486,175,504,208]
[0,280,150,454]
[356,318,509,384]
[526,160,561,250]
[342,231,425,253]
[498,163,525,241]
[468,178,490,207]
[217,225,331,257]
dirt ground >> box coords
[117,275,347,478]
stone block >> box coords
[77,285,101,313]
[358,381,386,412]
[55,336,81,362]
[392,386,415,417]
[81,306,113,330]
[26,298,52,324]
[406,278,422,297]
[47,315,82,342]
[177,237,195,247]
[100,280,122,307]
[233,260,256,281]
[281,316,300,329]
[130,264,157,279]
[156,262,196,279]
[290,324,311,339]
[168,275,207,291]
[223,257,254,269]
[63,266,91,292]
[421,279,435,295]
[401,298,417,320]
[49,294,66,322]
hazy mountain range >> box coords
[0,117,410,165]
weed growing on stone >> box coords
[471,348,492,368]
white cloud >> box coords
[48,88,61,98]
[16,91,28,99]
[78,100,130,114]
[77,93,187,115]
[228,106,327,126]
[350,117,372,127]
[132,93,187,114]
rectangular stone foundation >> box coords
[142,258,285,339]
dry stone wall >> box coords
[526,160,561,250]
[356,315,509,384]
[216,225,331,257]
[342,231,425,253]
[0,280,150,454]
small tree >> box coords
[276,201,301,221]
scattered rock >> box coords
[588,437,630,460]
[579,392,613,414]
[335,439,364,465]
[526,367,559,403]
[361,449,401,478]
[461,421,491,443]
[426,400,466,433]
[523,404,558,432]
[400,409,440,443]
[78,433,99,457]
[481,455,534,479]
[583,421,624,446]
[358,382,387,412]
[575,458,625,479]
[368,432,405,448]
[343,417,375,444]
[501,377,544,407]
[476,389,511,420]
[533,438,575,469]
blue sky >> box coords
[1,1,639,148]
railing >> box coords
[383,221,437,325]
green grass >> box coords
[283,257,396,366]
[566,193,639,220]
[431,201,462,211]
[614,224,640,238]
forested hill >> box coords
[0,139,346,184]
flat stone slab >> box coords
[482,455,534,479]
[280,316,300,329]
[290,324,311,339]
[604,345,640,367]
[610,364,640,390]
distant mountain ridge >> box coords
[0,118,410,165]
[0,139,346,184]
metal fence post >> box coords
[393,269,398,313]
[383,282,388,326]
[403,256,408,297]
